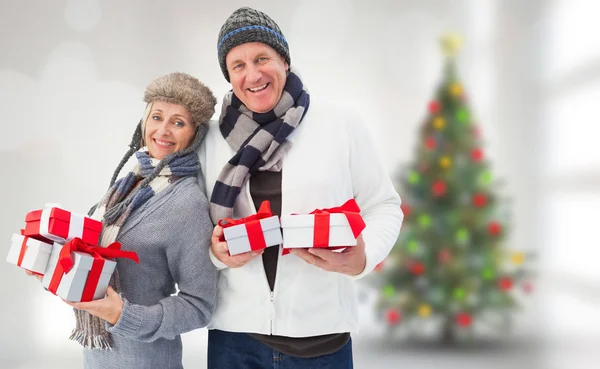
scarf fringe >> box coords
[69,329,113,351]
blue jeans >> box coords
[207,330,354,369]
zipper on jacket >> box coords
[270,290,275,334]
[246,182,278,335]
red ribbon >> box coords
[17,234,28,267]
[283,199,366,255]
[48,238,139,302]
[218,201,273,254]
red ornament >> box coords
[498,277,513,291]
[428,100,441,114]
[410,262,425,275]
[488,221,502,236]
[438,249,452,264]
[432,180,447,197]
[386,308,401,325]
[400,204,412,218]
[471,148,483,162]
[472,193,488,208]
[425,136,436,150]
[456,312,472,327]
[374,261,385,272]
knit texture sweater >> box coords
[83,177,218,369]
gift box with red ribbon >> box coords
[6,231,53,275]
[280,199,366,251]
[219,201,283,256]
[41,238,139,302]
[24,205,102,245]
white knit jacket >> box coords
[198,99,403,337]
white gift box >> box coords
[6,233,53,274]
[280,213,358,248]
[42,243,117,302]
[223,216,282,256]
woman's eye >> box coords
[174,121,185,127]
[152,115,160,121]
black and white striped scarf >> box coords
[209,70,309,222]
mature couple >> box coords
[45,7,402,369]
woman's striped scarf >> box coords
[209,70,310,222]
[70,148,201,350]
[94,151,200,241]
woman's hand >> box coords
[64,286,124,325]
[211,224,263,268]
[25,270,43,281]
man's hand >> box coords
[291,235,367,276]
[211,224,264,268]
[64,286,123,325]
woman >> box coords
[61,72,218,369]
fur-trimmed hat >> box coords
[143,72,216,126]
[217,7,290,82]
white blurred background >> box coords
[1,0,599,368]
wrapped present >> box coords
[42,238,139,302]
[218,201,283,256]
[281,199,366,252]
[24,205,102,245]
[6,231,53,275]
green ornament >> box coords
[418,214,432,228]
[455,228,470,243]
[482,267,495,280]
[406,240,419,254]
[456,108,470,123]
[453,287,466,300]
[383,284,395,298]
[480,170,493,185]
[408,171,421,185]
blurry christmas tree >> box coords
[373,34,533,342]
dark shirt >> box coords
[248,170,350,358]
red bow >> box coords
[217,201,273,248]
[49,238,139,302]
[58,238,139,273]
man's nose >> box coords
[246,64,262,82]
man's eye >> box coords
[233,63,244,70]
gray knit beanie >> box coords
[217,7,290,82]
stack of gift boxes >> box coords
[8,200,362,300]
[219,199,366,256]
[6,205,138,302]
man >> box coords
[198,6,403,368]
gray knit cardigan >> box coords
[83,176,218,369]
